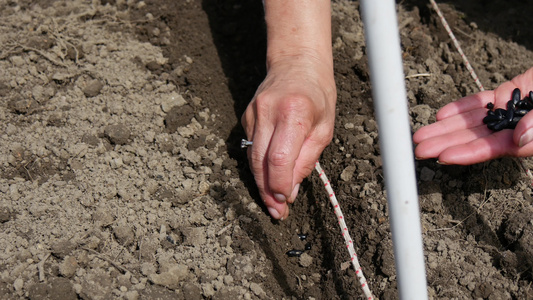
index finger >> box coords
[413,107,488,144]
[436,91,493,120]
[266,114,308,202]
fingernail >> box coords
[436,160,449,165]
[267,207,281,219]
[273,193,287,203]
[281,206,289,221]
[290,184,300,201]
[519,128,533,147]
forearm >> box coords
[263,0,333,72]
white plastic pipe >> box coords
[359,1,428,299]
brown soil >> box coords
[1,0,533,299]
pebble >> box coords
[182,227,207,247]
[299,253,313,267]
[13,278,23,291]
[51,240,75,259]
[140,263,156,276]
[148,264,190,290]
[59,256,78,278]
[249,282,265,296]
[161,92,186,112]
[182,282,202,300]
[113,224,135,246]
[202,283,215,297]
[10,56,25,66]
[92,207,114,226]
[124,290,139,300]
[104,124,131,145]
[83,79,104,97]
[411,104,432,125]
[419,167,435,182]
[340,165,356,182]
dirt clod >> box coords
[82,79,104,97]
[104,124,131,145]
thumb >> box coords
[514,111,533,147]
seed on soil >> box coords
[286,250,304,257]
[304,243,312,251]
[297,233,307,240]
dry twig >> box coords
[82,247,131,274]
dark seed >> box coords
[485,89,533,131]
[511,88,521,106]
[483,115,500,124]
[515,109,529,116]
[286,250,304,257]
[304,242,312,251]
[297,234,307,240]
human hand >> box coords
[241,56,336,219]
[413,67,533,164]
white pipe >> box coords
[359,1,428,299]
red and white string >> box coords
[429,0,484,92]
[314,161,375,300]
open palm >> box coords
[414,67,533,165]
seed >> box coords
[304,242,312,251]
[286,250,304,257]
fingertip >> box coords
[514,113,533,147]
[267,207,282,219]
[266,205,289,220]
[281,205,289,220]
[288,183,300,204]
[412,128,427,144]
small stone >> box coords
[145,60,161,72]
[104,124,131,145]
[59,256,78,278]
[298,253,313,267]
[13,278,23,291]
[249,282,265,296]
[411,104,432,125]
[66,44,84,60]
[0,207,13,223]
[141,263,157,276]
[125,290,139,300]
[223,275,233,285]
[92,207,114,226]
[340,165,356,182]
[51,240,75,259]
[161,92,186,112]
[182,227,206,247]
[80,271,113,299]
[182,282,202,300]
[419,167,435,182]
[340,261,351,271]
[10,56,25,66]
[202,283,215,297]
[148,264,190,290]
[114,224,135,246]
[83,79,104,97]
[49,277,77,299]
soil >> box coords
[1,0,533,299]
